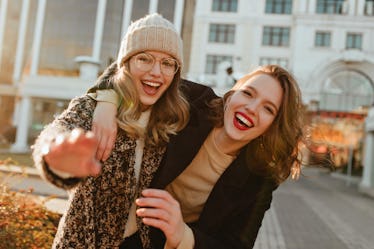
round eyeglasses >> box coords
[132,52,180,76]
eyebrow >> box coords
[245,85,280,112]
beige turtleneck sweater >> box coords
[90,90,237,249]
[165,129,236,248]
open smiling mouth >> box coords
[235,113,254,129]
[142,81,161,95]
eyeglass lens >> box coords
[133,53,179,76]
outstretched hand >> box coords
[92,101,118,161]
[43,128,101,177]
[136,189,186,248]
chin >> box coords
[140,98,157,107]
[225,130,242,141]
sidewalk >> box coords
[254,167,374,249]
[2,165,374,248]
[0,164,68,214]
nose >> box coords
[245,99,260,115]
[149,61,162,76]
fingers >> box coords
[92,122,104,161]
[136,189,177,217]
[94,126,116,161]
[53,129,97,149]
[137,205,170,221]
[135,189,180,226]
[92,123,117,161]
[140,189,177,202]
[135,196,177,235]
[140,217,170,233]
[95,135,107,161]
[136,189,185,247]
[102,129,117,161]
[69,128,84,142]
[92,101,118,161]
[44,128,101,177]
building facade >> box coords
[188,0,374,111]
[0,0,189,152]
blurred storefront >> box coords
[307,109,367,175]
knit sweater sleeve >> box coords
[32,95,97,190]
[87,89,120,106]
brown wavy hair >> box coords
[209,65,305,184]
[112,62,190,146]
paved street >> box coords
[254,167,374,249]
[1,166,374,248]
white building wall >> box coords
[188,0,374,104]
[189,0,297,87]
[0,0,186,152]
[293,13,374,103]
[189,0,374,194]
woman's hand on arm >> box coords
[43,128,101,177]
[92,101,118,161]
[136,189,186,248]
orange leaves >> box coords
[0,183,61,249]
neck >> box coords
[141,104,150,112]
[213,127,248,156]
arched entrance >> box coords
[320,69,374,111]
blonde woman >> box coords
[32,14,199,248]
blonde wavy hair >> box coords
[209,65,305,184]
[113,63,190,146]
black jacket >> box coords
[149,80,278,249]
[91,66,278,248]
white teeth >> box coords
[143,81,161,87]
[236,113,253,128]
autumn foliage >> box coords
[0,167,61,248]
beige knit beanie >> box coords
[117,13,183,71]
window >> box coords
[209,24,236,43]
[31,98,69,141]
[346,33,362,50]
[205,55,233,74]
[315,32,331,47]
[265,0,292,14]
[212,0,238,12]
[262,26,290,46]
[365,0,374,15]
[259,57,289,68]
[316,0,345,14]
[321,70,373,111]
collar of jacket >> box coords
[151,101,212,188]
